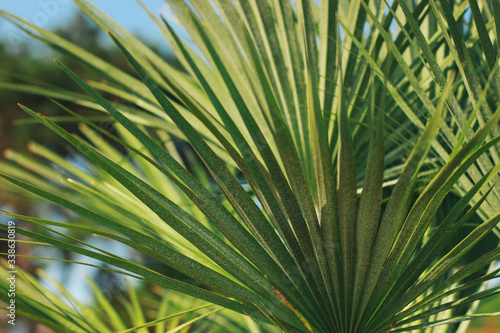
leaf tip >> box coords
[3,149,12,158]
[26,141,36,152]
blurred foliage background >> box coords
[0,13,192,333]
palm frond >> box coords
[1,0,499,332]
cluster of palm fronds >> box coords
[0,260,253,332]
[1,0,500,332]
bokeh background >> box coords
[0,2,182,332]
[0,1,499,332]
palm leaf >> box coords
[1,0,499,332]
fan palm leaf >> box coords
[1,0,500,332]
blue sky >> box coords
[0,0,169,52]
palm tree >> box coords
[1,0,499,331]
